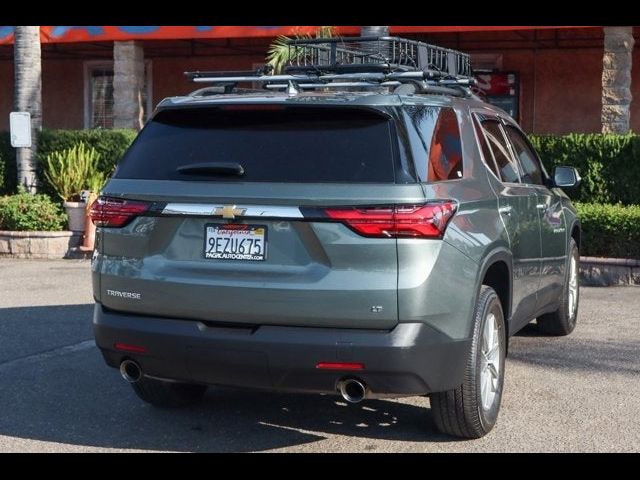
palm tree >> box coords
[266,27,390,74]
[13,26,42,193]
[266,26,336,74]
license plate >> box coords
[204,224,267,261]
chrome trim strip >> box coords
[162,203,304,219]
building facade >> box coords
[1,26,638,134]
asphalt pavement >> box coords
[0,258,638,452]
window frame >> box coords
[470,110,502,182]
[471,111,522,185]
[83,59,153,129]
[501,121,551,187]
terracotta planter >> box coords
[79,193,98,252]
[64,201,87,233]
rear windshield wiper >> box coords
[176,162,245,176]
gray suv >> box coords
[90,37,581,439]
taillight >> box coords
[324,202,457,239]
[114,343,147,354]
[316,362,365,370]
[89,196,151,228]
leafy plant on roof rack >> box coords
[266,26,336,74]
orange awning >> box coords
[0,26,598,45]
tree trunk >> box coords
[602,27,634,134]
[13,26,42,193]
[113,41,145,130]
[360,26,390,58]
[360,26,390,37]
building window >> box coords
[84,61,152,129]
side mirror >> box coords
[553,166,581,189]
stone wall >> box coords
[0,231,81,259]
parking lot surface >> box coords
[0,259,638,452]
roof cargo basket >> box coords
[184,37,475,97]
[284,36,473,80]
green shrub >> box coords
[0,189,67,231]
[36,128,136,198]
[575,202,640,259]
[529,133,640,205]
[37,128,137,174]
[0,132,17,195]
[0,129,135,196]
[43,143,105,201]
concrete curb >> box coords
[580,256,640,286]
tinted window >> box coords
[400,106,463,182]
[428,108,463,181]
[114,107,396,183]
[480,120,520,183]
[472,116,500,178]
[504,125,544,185]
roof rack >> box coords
[184,37,475,97]
[285,36,473,79]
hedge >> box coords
[575,203,640,259]
[529,133,640,206]
[0,129,137,196]
[2,130,639,205]
[36,129,137,198]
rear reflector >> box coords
[324,202,457,239]
[114,343,147,354]
[90,196,151,228]
[316,362,365,371]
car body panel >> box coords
[92,88,580,396]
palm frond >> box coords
[316,26,336,38]
[265,27,336,74]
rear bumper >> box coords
[93,304,471,396]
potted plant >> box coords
[43,143,102,233]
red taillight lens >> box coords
[89,196,151,228]
[316,362,365,371]
[114,343,147,354]
[324,202,457,239]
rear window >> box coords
[114,107,397,183]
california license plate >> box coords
[204,224,267,261]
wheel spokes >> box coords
[480,311,501,411]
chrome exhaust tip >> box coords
[337,378,367,404]
[120,359,142,383]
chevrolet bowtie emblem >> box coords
[214,205,246,219]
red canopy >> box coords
[0,26,595,45]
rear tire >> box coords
[430,285,506,439]
[131,377,207,408]
[537,238,579,336]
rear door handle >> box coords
[498,206,512,216]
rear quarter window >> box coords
[427,108,463,182]
[399,106,463,183]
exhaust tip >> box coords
[120,359,142,383]
[338,378,367,404]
